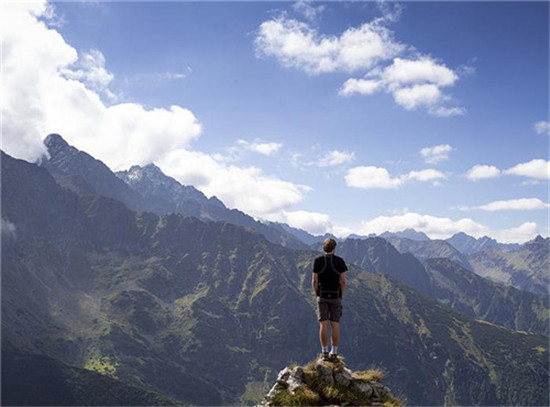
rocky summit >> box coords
[259,358,400,407]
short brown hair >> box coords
[323,238,337,253]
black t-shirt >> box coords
[313,254,348,298]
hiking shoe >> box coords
[321,352,330,361]
[329,353,339,362]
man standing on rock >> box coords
[312,238,347,362]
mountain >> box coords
[338,238,548,335]
[383,236,472,270]
[424,258,549,334]
[2,151,549,406]
[380,228,431,241]
[468,236,549,296]
[2,343,185,406]
[259,359,400,407]
[265,221,320,245]
[41,134,307,250]
[336,237,433,295]
[446,232,520,254]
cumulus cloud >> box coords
[459,198,550,211]
[271,209,333,235]
[533,120,550,135]
[2,1,312,219]
[157,149,311,217]
[466,165,502,181]
[255,10,465,116]
[339,78,381,96]
[491,222,542,244]
[255,17,404,75]
[420,144,453,165]
[317,150,355,167]
[237,139,283,156]
[505,159,550,180]
[345,166,403,189]
[345,166,445,189]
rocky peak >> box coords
[44,133,69,150]
[259,358,400,407]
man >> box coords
[312,238,347,362]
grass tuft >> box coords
[354,368,384,382]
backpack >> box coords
[317,255,342,299]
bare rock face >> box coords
[258,357,400,407]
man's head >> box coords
[323,238,337,254]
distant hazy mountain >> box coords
[468,236,549,296]
[339,237,548,335]
[446,232,520,254]
[383,236,472,270]
[3,151,548,406]
[41,134,306,250]
[380,229,431,241]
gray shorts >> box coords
[317,297,343,322]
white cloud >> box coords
[256,12,465,117]
[2,1,312,219]
[346,166,445,189]
[505,159,550,180]
[237,139,283,156]
[533,120,550,135]
[271,210,333,235]
[318,150,355,167]
[466,165,502,181]
[157,149,311,218]
[345,166,403,189]
[383,57,458,87]
[392,83,443,110]
[428,106,466,117]
[491,222,541,244]
[459,198,550,211]
[255,17,404,75]
[339,78,381,96]
[61,49,115,99]
[292,0,325,22]
[420,144,453,165]
[403,169,446,182]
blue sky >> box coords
[3,1,549,242]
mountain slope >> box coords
[2,151,549,406]
[41,134,306,249]
[2,344,185,406]
[446,232,519,254]
[338,237,548,335]
[468,237,549,296]
[116,163,307,249]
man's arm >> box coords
[312,273,319,296]
[340,273,346,296]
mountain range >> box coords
[2,135,549,406]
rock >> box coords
[315,361,334,385]
[334,367,353,387]
[355,381,374,397]
[286,367,304,393]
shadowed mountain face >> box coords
[41,134,306,250]
[468,237,549,296]
[2,151,549,406]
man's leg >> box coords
[330,321,340,347]
[319,321,329,349]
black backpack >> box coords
[317,255,342,299]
